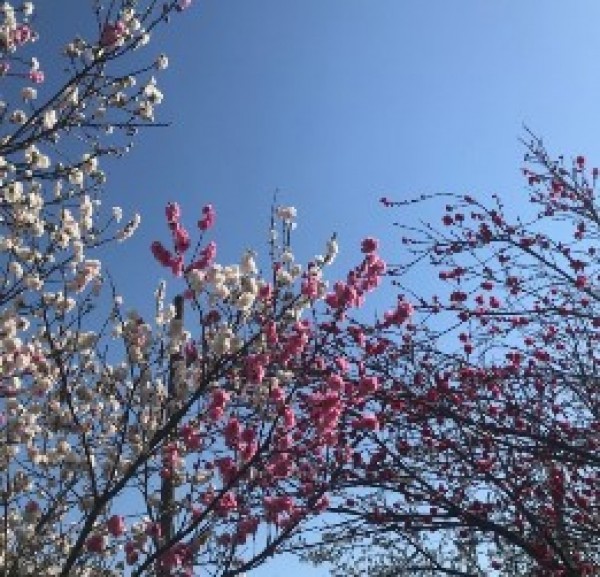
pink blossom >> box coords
[215,457,238,484]
[126,551,139,564]
[238,517,259,537]
[241,427,256,443]
[244,354,266,383]
[100,21,126,48]
[259,282,273,301]
[12,24,32,45]
[264,495,296,524]
[264,320,278,344]
[358,375,380,395]
[284,406,296,428]
[173,224,191,253]
[212,389,230,407]
[269,386,285,404]
[239,438,258,461]
[165,201,181,225]
[224,417,242,448]
[85,534,105,553]
[180,424,202,450]
[328,373,345,390]
[151,241,172,267]
[198,203,215,231]
[29,70,44,84]
[361,237,379,254]
[353,413,379,431]
[348,325,366,346]
[185,340,198,363]
[201,240,217,261]
[177,0,193,10]
[107,514,126,537]
[157,542,192,571]
[170,254,184,276]
[215,491,238,515]
[145,521,162,538]
[314,495,330,512]
[334,357,349,373]
[301,275,320,299]
[187,241,217,270]
[383,298,414,327]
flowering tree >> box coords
[297,133,599,577]
[6,1,596,575]
[0,0,181,314]
[133,201,391,576]
[0,6,393,575]
[3,177,390,576]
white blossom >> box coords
[155,53,169,70]
[43,109,57,130]
[21,86,37,101]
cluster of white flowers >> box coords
[67,259,101,293]
[0,0,196,573]
[137,76,163,121]
[209,324,242,356]
[117,310,153,364]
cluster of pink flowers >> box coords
[325,238,385,312]
[156,542,194,576]
[152,202,218,276]
[208,388,230,421]
[381,297,414,327]
[263,495,299,526]
[150,202,217,276]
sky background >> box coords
[30,1,600,575]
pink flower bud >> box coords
[174,225,191,252]
[198,204,215,231]
[107,514,126,537]
[170,254,184,276]
[145,521,162,538]
[360,237,379,254]
[12,24,32,45]
[165,202,181,224]
[151,241,173,267]
[29,70,44,84]
[100,21,126,48]
[86,534,105,553]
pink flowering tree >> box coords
[107,199,388,576]
[299,133,599,577]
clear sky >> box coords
[35,1,600,575]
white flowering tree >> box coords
[0,2,398,576]
[0,0,177,312]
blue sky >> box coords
[34,1,600,575]
[92,0,600,311]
